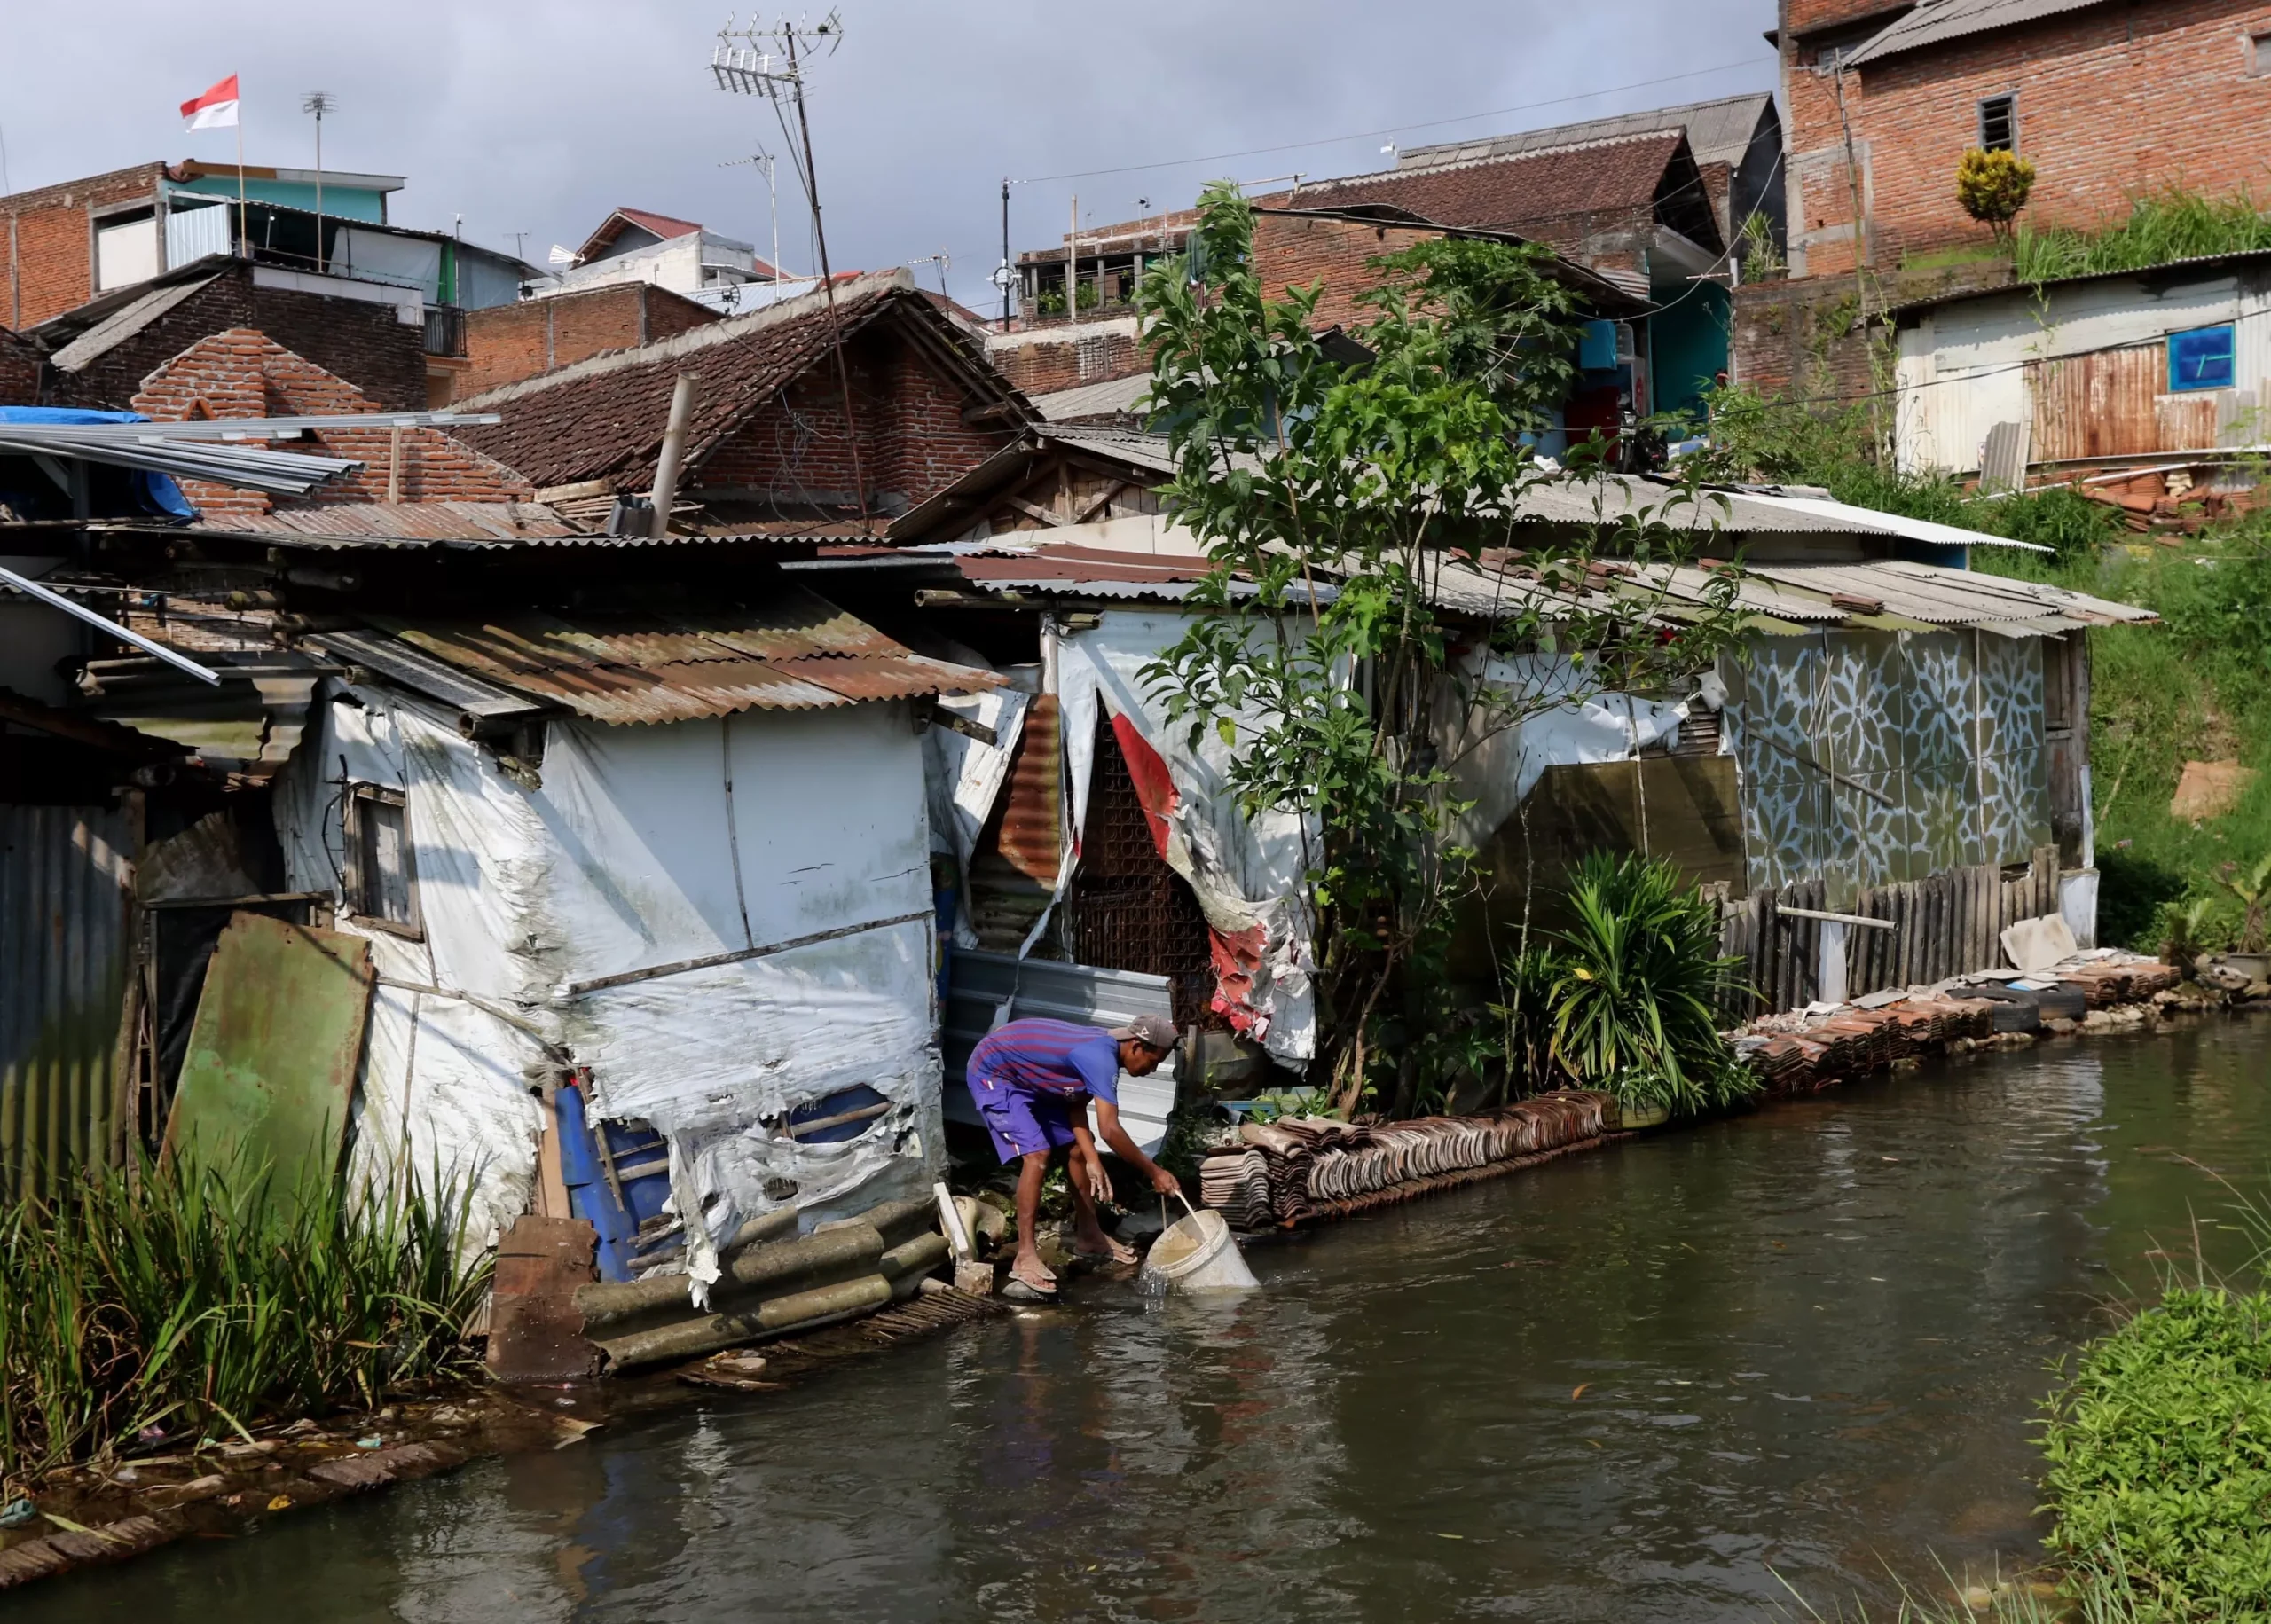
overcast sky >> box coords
[4,2,1777,313]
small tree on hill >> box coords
[1957,147,2037,244]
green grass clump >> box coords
[2017,189,2271,284]
[0,1161,488,1484]
[2038,1286,2271,1616]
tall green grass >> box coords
[2017,188,2271,285]
[0,1161,489,1483]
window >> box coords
[1978,94,2017,153]
[2251,30,2271,75]
[2169,325,2237,392]
[342,784,420,936]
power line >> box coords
[1011,56,1773,186]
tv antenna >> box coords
[712,11,868,530]
[720,151,785,287]
[907,248,951,299]
[301,91,336,271]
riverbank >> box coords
[3,947,2255,1597]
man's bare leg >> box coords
[1011,1149,1057,1291]
[1066,1134,1136,1263]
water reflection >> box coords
[18,1018,2269,1623]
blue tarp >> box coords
[0,407,197,520]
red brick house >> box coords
[453,270,1030,530]
[1778,0,2271,277]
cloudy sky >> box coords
[5,1,1777,311]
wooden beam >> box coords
[1005,496,1070,528]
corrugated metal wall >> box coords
[0,805,136,1202]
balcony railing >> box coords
[422,305,467,357]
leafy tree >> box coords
[1137,184,1748,1114]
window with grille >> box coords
[1978,94,2017,153]
[343,784,420,936]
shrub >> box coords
[2017,187,2271,284]
[1956,148,2037,235]
[2038,1286,2271,1614]
[1521,851,1757,1116]
[0,1161,487,1482]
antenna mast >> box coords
[714,12,870,532]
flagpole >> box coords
[234,84,248,260]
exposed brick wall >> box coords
[51,261,427,412]
[1252,214,1466,333]
[0,327,41,404]
[130,327,534,517]
[1782,0,2271,278]
[0,162,166,329]
[461,284,721,396]
[986,325,1140,396]
[693,328,1010,512]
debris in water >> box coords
[1571,1384,1591,1400]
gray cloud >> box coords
[3,1,1775,312]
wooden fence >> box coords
[1718,846,2064,1017]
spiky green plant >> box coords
[1534,851,1757,1116]
[0,1159,489,1483]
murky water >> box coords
[22,1016,2271,1622]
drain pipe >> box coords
[648,373,698,538]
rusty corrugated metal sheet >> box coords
[2028,343,2204,463]
[0,805,135,1202]
[368,585,1001,726]
[994,693,1064,885]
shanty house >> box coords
[848,428,2155,1051]
[1890,249,2271,487]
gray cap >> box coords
[1112,1014,1179,1052]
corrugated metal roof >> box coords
[1744,560,2157,629]
[1397,93,1775,175]
[1845,0,2110,65]
[1032,373,1152,423]
[347,587,1001,726]
[198,501,585,543]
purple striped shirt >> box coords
[967,1018,1120,1106]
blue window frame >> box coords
[2168,325,2236,392]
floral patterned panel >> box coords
[1724,629,2050,898]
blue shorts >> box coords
[972,1076,1082,1163]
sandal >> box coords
[1009,1258,1059,1296]
[1074,1236,1138,1266]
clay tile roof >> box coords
[576,207,708,262]
[1263,130,1698,255]
[451,271,1030,494]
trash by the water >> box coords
[0,1495,37,1528]
[1139,1201,1260,1294]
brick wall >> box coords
[1784,0,2271,277]
[461,284,721,395]
[130,327,534,517]
[986,324,1140,396]
[51,261,427,412]
[0,162,166,329]
[694,328,1010,511]
[1252,214,1460,333]
[0,328,40,404]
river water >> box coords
[22,1016,2271,1622]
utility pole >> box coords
[714,12,869,531]
[301,91,334,271]
[997,177,1012,325]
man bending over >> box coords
[967,1013,1183,1296]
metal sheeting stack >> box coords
[1199,1091,1613,1229]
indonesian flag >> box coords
[180,75,240,130]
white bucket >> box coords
[1138,1207,1260,1293]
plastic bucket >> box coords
[1139,1207,1260,1293]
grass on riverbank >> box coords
[0,1162,489,1487]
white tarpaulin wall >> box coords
[274,683,944,1291]
[923,686,1028,948]
[1441,652,1699,850]
[1056,611,1317,1061]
